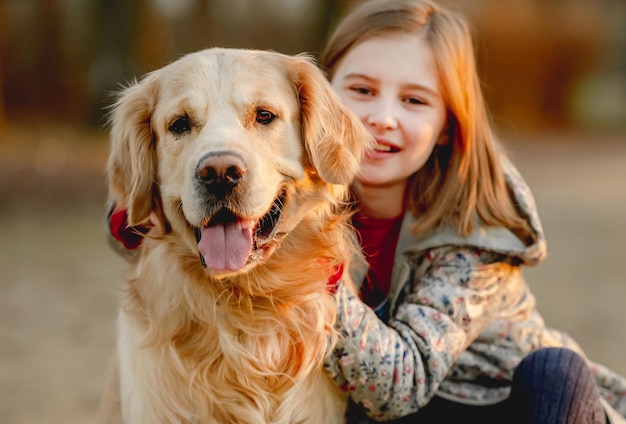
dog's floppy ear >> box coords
[290,55,373,185]
[106,74,160,227]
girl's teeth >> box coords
[375,144,392,152]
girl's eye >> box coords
[405,96,427,106]
[169,115,190,134]
[350,86,372,96]
[256,109,275,125]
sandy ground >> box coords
[0,125,625,424]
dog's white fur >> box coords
[101,48,371,423]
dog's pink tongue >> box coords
[198,221,253,271]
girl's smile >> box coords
[369,138,400,155]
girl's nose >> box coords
[365,100,398,131]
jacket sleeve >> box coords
[324,245,522,421]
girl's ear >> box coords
[106,74,161,227]
[288,54,374,185]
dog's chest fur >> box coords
[117,235,345,423]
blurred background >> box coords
[0,1,624,423]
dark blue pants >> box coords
[393,348,606,424]
[508,347,606,424]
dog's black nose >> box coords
[196,152,247,191]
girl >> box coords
[319,0,626,423]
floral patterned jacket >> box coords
[324,159,626,423]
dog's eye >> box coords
[169,115,190,134]
[255,109,275,125]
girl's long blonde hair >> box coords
[320,0,531,240]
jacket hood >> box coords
[397,156,547,267]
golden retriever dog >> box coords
[101,48,371,423]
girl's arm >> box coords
[325,245,521,421]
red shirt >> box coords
[352,214,403,310]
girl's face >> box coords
[330,33,447,190]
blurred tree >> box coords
[87,0,144,123]
[2,0,87,122]
[0,1,6,130]
[457,0,616,131]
